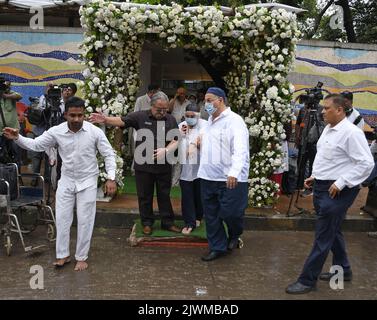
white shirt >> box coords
[347,108,364,130]
[38,94,65,114]
[15,121,116,191]
[171,99,190,124]
[134,94,151,112]
[312,117,374,190]
[197,107,250,182]
[178,118,208,181]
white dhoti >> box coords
[55,177,97,261]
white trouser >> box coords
[55,182,97,261]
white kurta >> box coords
[15,121,116,261]
[170,99,190,124]
[197,107,250,182]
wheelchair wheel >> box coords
[4,235,12,256]
[47,224,56,241]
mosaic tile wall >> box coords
[0,31,376,125]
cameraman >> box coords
[341,91,364,130]
[295,102,325,196]
[62,83,77,104]
[0,78,22,166]
[28,83,61,183]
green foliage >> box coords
[352,0,377,44]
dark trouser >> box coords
[298,180,359,287]
[200,179,248,252]
[134,170,175,228]
[31,151,50,182]
[180,178,203,228]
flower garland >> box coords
[79,1,300,206]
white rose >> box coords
[266,86,279,100]
[92,77,101,86]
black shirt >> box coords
[121,110,179,173]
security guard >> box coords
[286,94,374,294]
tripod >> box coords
[286,105,322,217]
[43,107,63,206]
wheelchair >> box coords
[0,163,56,256]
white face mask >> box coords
[205,102,217,115]
[185,117,198,126]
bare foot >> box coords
[74,261,88,271]
[53,256,71,267]
[182,226,193,235]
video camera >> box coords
[46,85,63,113]
[0,77,9,95]
[299,81,324,108]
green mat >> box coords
[121,175,181,198]
[134,219,207,239]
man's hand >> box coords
[304,176,314,189]
[196,135,201,149]
[187,143,197,158]
[104,180,117,196]
[88,112,106,124]
[180,124,188,135]
[328,183,340,199]
[226,176,238,189]
[154,148,167,160]
[2,127,19,140]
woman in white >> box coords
[178,103,208,234]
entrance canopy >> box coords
[80,1,302,207]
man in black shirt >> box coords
[89,92,181,235]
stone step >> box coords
[94,208,376,232]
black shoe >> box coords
[319,271,352,282]
[201,251,228,262]
[227,238,241,251]
[285,281,316,294]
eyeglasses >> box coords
[204,97,220,103]
[154,108,168,113]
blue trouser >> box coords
[200,179,248,252]
[180,178,203,228]
[298,180,359,287]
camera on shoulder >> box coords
[0,77,10,95]
[298,81,324,108]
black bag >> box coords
[0,99,18,164]
[0,136,17,164]
[26,107,44,126]
[0,163,18,200]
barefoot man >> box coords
[3,96,117,271]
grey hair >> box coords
[150,91,169,106]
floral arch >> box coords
[79,0,301,207]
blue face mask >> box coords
[185,117,198,127]
[205,102,217,115]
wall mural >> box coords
[1,31,376,125]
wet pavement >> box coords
[1,227,377,300]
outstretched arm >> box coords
[89,113,125,127]
[3,127,56,152]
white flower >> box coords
[92,77,101,86]
[266,86,279,100]
[82,68,91,78]
[94,41,104,49]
